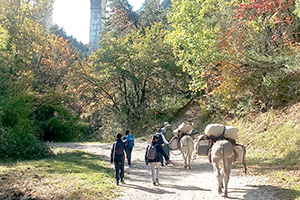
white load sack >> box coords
[204,124,238,140]
[178,121,193,134]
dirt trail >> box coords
[49,141,282,200]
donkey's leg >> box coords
[184,152,188,169]
[181,149,187,168]
[187,148,193,169]
[218,168,224,194]
[223,174,229,198]
[223,159,233,198]
[212,159,223,194]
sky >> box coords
[52,0,145,44]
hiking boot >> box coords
[116,180,119,185]
[156,179,159,184]
[153,181,159,186]
[121,179,125,184]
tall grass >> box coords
[228,103,300,199]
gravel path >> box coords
[49,141,282,200]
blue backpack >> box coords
[125,134,134,148]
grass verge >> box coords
[229,103,300,200]
[0,147,118,200]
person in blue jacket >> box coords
[123,130,134,167]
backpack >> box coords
[147,144,158,160]
[125,135,134,148]
[155,133,163,145]
[114,142,124,156]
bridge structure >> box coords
[89,0,107,52]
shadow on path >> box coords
[163,184,211,192]
[243,185,299,200]
[121,183,176,195]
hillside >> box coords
[233,102,300,167]
[233,103,300,199]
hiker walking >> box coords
[145,135,170,186]
[161,122,172,159]
[155,128,169,166]
[110,133,126,185]
[162,122,173,141]
[123,130,134,167]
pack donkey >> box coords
[211,140,235,198]
[169,135,194,169]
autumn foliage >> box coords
[3,0,300,160]
[168,0,300,114]
[0,0,90,159]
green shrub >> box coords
[35,105,91,142]
[0,126,51,160]
[0,95,51,160]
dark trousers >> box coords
[164,145,170,157]
[125,147,133,166]
[114,157,124,181]
[161,145,170,165]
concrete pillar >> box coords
[89,0,107,51]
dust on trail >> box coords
[49,141,282,200]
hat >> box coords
[164,122,171,127]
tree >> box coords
[49,24,90,58]
[0,0,55,159]
[104,0,140,38]
[71,22,189,133]
[139,0,170,27]
[167,0,223,91]
[215,0,300,111]
[0,0,91,159]
[167,0,300,114]
[104,0,170,37]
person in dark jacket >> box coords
[145,135,170,186]
[110,133,126,185]
[155,128,169,166]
